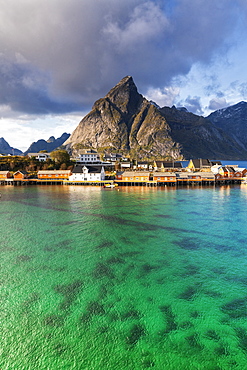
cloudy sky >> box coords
[1,0,247,151]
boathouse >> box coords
[14,170,28,180]
[69,165,105,182]
[153,172,176,184]
[0,171,11,179]
[37,170,72,180]
[121,171,150,183]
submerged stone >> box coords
[121,309,141,320]
[221,297,247,318]
[92,262,115,279]
[16,255,32,262]
[126,323,146,346]
[44,314,64,327]
[178,237,200,250]
[54,280,83,311]
[186,333,203,350]
[159,305,177,333]
[178,286,198,300]
[204,329,220,341]
[86,301,105,316]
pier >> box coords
[0,176,244,187]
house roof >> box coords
[153,172,176,177]
[190,159,212,168]
[137,161,149,165]
[122,171,149,177]
[192,172,215,179]
[72,165,104,174]
[38,170,71,174]
[154,161,182,168]
[211,160,222,166]
[14,170,28,175]
[0,171,10,174]
[163,161,182,168]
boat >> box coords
[104,183,118,188]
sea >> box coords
[1,180,247,369]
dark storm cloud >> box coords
[0,55,79,114]
[0,0,244,115]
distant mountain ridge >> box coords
[24,133,70,155]
[207,101,247,151]
[0,137,22,155]
[64,76,247,160]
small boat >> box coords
[104,183,118,188]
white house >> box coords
[75,149,100,163]
[69,165,105,181]
[28,153,51,161]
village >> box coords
[0,149,247,187]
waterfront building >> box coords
[187,159,221,171]
[37,170,71,180]
[153,172,176,183]
[0,171,11,179]
[14,170,28,180]
[69,164,105,182]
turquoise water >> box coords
[1,184,247,369]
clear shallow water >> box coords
[1,185,247,369]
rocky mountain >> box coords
[24,133,70,155]
[207,101,247,151]
[65,76,181,159]
[0,137,22,155]
[159,106,247,160]
[64,76,247,160]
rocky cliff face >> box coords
[64,76,181,159]
[159,106,247,159]
[0,137,22,155]
[207,101,247,151]
[24,133,70,155]
[65,76,247,160]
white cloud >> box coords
[145,86,180,107]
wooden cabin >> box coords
[37,170,71,180]
[153,172,176,183]
[187,159,221,171]
[0,171,11,179]
[13,170,28,179]
[121,171,150,182]
[153,160,182,172]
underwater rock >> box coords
[121,309,141,320]
[159,305,177,333]
[22,292,40,312]
[235,327,247,353]
[92,262,115,279]
[16,255,32,262]
[44,314,64,327]
[178,237,200,250]
[221,297,247,319]
[204,329,220,341]
[178,286,198,300]
[96,241,114,249]
[54,280,83,311]
[106,256,125,264]
[126,323,146,346]
[186,333,203,350]
[86,301,105,316]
